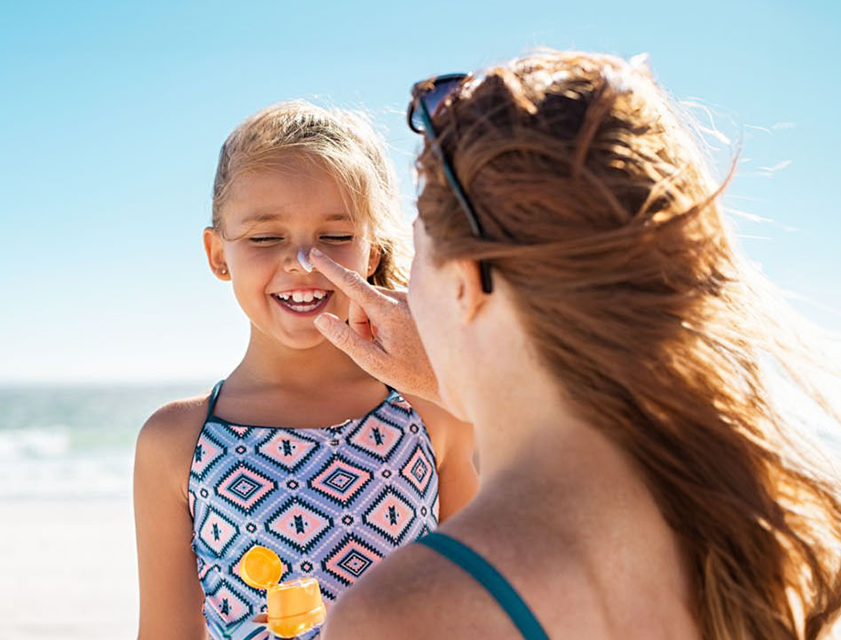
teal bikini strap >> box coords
[206,380,225,421]
[417,532,550,640]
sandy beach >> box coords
[0,497,138,640]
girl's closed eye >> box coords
[320,235,354,243]
[249,235,284,245]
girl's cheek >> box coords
[324,242,370,272]
[321,244,354,261]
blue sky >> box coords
[1,0,839,383]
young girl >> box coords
[133,101,479,640]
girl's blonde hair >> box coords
[416,50,841,640]
[212,100,411,289]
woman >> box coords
[309,50,841,640]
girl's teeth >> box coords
[280,290,328,302]
[276,292,329,313]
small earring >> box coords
[219,267,228,275]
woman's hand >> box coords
[308,248,440,404]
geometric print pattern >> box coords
[189,383,440,640]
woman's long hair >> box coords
[415,50,841,640]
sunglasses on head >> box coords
[408,73,494,294]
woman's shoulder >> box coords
[321,527,602,640]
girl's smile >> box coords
[272,288,334,316]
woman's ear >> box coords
[203,227,231,281]
[453,259,488,324]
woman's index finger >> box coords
[308,248,387,310]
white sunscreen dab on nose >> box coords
[297,248,314,273]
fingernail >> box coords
[314,314,330,330]
[310,247,323,258]
[297,248,313,273]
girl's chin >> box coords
[275,326,336,350]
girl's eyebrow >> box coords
[240,212,352,224]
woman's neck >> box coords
[462,361,655,542]
[457,317,638,515]
[468,365,584,488]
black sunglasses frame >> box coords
[408,74,494,294]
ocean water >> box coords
[0,383,211,500]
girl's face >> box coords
[206,163,379,350]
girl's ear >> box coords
[367,243,383,279]
[203,227,231,281]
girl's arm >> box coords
[405,395,480,522]
[134,401,209,640]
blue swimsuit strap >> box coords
[417,532,551,640]
[205,380,225,421]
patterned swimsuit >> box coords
[188,381,440,639]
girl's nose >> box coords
[283,245,312,273]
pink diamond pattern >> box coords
[401,445,433,497]
[347,415,403,460]
[216,463,276,514]
[199,507,240,557]
[309,456,372,506]
[322,535,383,586]
[256,430,320,472]
[363,487,417,545]
[266,498,333,553]
[207,579,252,626]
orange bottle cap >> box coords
[239,545,284,590]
